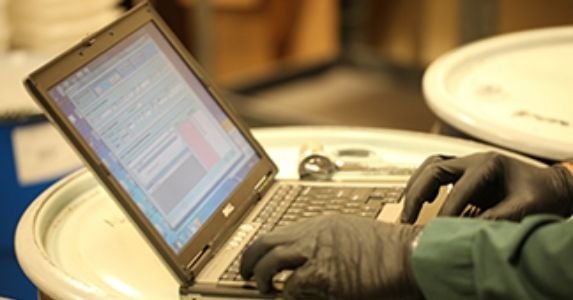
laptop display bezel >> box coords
[24,2,278,284]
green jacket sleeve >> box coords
[411,215,573,300]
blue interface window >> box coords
[48,23,260,253]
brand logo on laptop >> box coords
[222,203,235,218]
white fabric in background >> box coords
[6,0,123,53]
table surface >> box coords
[15,126,540,300]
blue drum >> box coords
[0,52,81,299]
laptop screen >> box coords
[47,23,260,253]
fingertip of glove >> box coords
[255,276,273,294]
[400,209,417,224]
[239,253,254,280]
[239,269,252,281]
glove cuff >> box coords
[402,224,425,300]
[410,227,424,251]
[561,161,573,175]
[552,163,573,216]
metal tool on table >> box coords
[298,142,416,181]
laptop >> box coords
[24,2,414,298]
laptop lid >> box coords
[25,2,278,285]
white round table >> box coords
[424,26,573,161]
[15,126,538,299]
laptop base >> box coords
[180,282,279,299]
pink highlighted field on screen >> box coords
[178,119,220,169]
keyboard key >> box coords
[369,187,403,203]
[349,189,372,202]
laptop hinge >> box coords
[254,172,273,198]
[186,244,212,280]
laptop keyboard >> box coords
[219,184,404,282]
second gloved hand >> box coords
[401,152,573,223]
[240,215,424,300]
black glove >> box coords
[240,215,424,300]
[401,152,573,223]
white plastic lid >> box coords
[0,51,52,117]
[10,9,122,52]
[8,0,119,21]
[424,26,573,161]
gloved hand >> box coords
[401,151,573,223]
[240,215,424,300]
